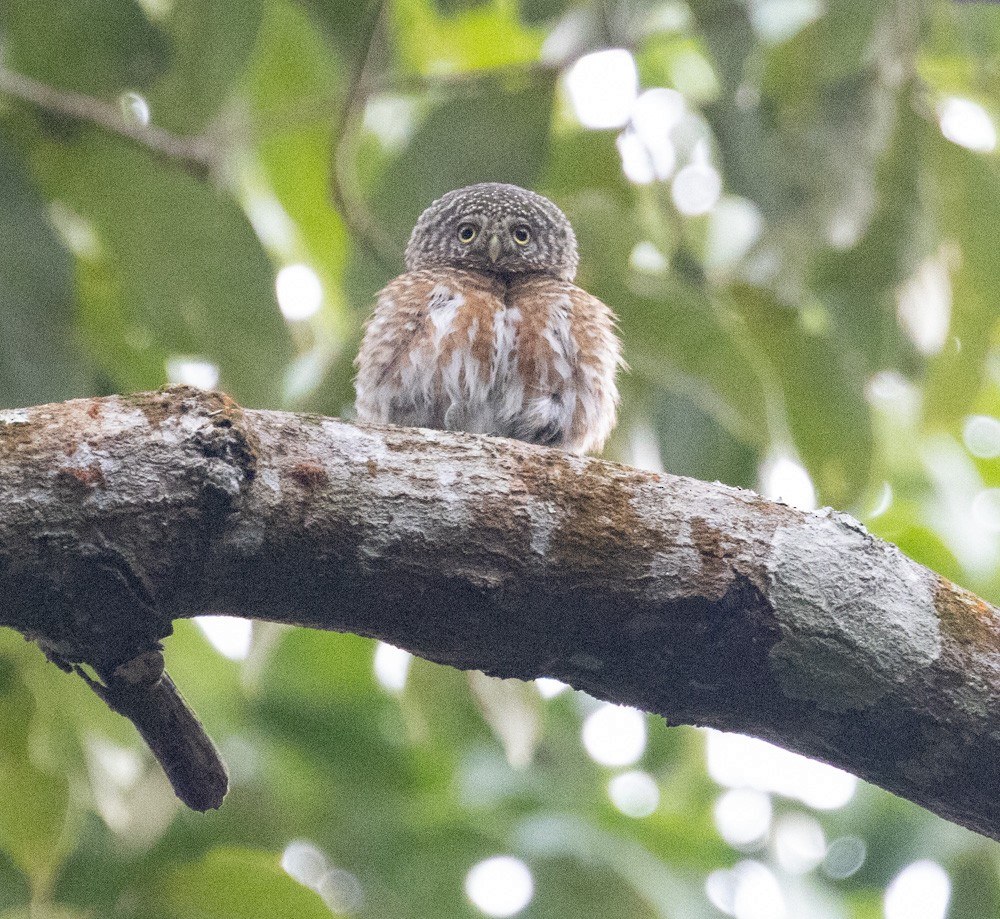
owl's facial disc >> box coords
[404,182,580,281]
[478,216,535,269]
[450,215,523,270]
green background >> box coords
[2,0,1000,916]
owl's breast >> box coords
[355,268,503,433]
[355,267,620,452]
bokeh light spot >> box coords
[617,130,656,184]
[962,414,1000,459]
[282,840,328,888]
[706,861,786,919]
[884,860,951,919]
[194,615,252,660]
[364,94,419,151]
[669,50,720,103]
[938,97,997,152]
[972,488,1000,533]
[317,868,365,914]
[608,770,660,818]
[672,161,722,216]
[714,789,772,848]
[582,703,647,767]
[773,813,826,874]
[707,730,856,810]
[165,357,219,390]
[706,196,763,274]
[566,49,638,129]
[535,677,569,699]
[630,241,669,275]
[759,456,817,511]
[283,840,364,914]
[896,257,951,356]
[823,835,867,880]
[630,87,684,179]
[733,861,785,919]
[119,91,151,126]
[246,192,297,253]
[276,264,323,321]
[465,856,534,917]
[373,642,412,693]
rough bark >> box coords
[1,387,998,835]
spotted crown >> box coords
[403,182,580,282]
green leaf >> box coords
[162,848,333,919]
[0,135,93,409]
[393,0,545,74]
[368,79,557,249]
[0,908,88,919]
[30,132,293,405]
[150,0,265,134]
[923,134,1000,428]
[813,99,924,376]
[949,846,1000,919]
[0,0,168,96]
[433,0,493,14]
[516,813,705,918]
[517,0,573,25]
[246,0,341,116]
[246,4,348,290]
[0,651,74,896]
[764,0,891,90]
[296,0,381,62]
[868,517,963,586]
[688,0,756,96]
[725,284,874,507]
[649,388,759,488]
[261,629,379,706]
[0,760,71,895]
[624,280,771,454]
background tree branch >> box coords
[2,386,998,839]
[0,65,218,172]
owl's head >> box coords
[404,183,579,282]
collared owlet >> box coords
[354,182,623,454]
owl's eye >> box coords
[511,225,531,246]
[457,223,478,244]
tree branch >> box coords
[1,386,998,837]
[0,66,217,171]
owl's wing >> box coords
[354,273,431,424]
[511,278,624,455]
[354,268,503,429]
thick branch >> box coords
[1,387,999,837]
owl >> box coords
[354,183,623,454]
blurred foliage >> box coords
[2,0,1000,917]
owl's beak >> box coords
[487,233,502,263]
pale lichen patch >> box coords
[767,515,941,712]
[260,467,282,494]
[648,544,705,601]
[526,500,561,556]
[320,419,391,462]
[814,505,869,535]
[84,403,150,439]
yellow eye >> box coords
[457,223,477,244]
[511,225,531,246]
